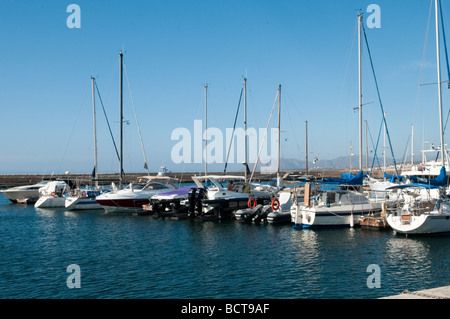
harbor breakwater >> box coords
[0,169,391,188]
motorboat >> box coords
[187,175,274,220]
[266,191,295,224]
[385,184,450,235]
[34,180,72,208]
[65,187,104,210]
[0,180,50,204]
[235,190,297,224]
[143,185,197,218]
[95,175,178,213]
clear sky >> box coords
[1,0,449,175]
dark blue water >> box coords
[1,195,450,299]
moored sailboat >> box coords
[386,0,450,235]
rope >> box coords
[362,21,400,179]
[94,80,121,163]
[440,0,450,88]
[249,89,279,183]
[224,84,244,174]
[369,118,383,174]
[124,62,150,175]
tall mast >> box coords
[305,120,308,175]
[383,113,386,172]
[119,51,124,185]
[244,77,248,182]
[411,124,414,166]
[277,84,281,187]
[204,83,208,176]
[91,76,98,188]
[358,13,363,171]
[435,0,445,167]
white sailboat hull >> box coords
[292,202,382,228]
[386,212,450,235]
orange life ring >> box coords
[50,192,56,197]
[271,198,280,210]
[248,197,256,208]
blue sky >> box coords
[0,0,449,174]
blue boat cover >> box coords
[323,170,363,185]
[408,166,447,187]
[386,183,441,190]
[384,172,405,183]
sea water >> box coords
[0,195,450,299]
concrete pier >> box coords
[381,285,450,299]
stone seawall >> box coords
[0,169,389,188]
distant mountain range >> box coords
[166,155,399,173]
[279,155,397,171]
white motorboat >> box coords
[385,184,450,235]
[236,189,297,224]
[95,175,177,213]
[267,191,295,224]
[34,181,72,208]
[0,180,50,204]
[65,187,104,210]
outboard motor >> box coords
[253,205,272,223]
[188,188,197,216]
[195,188,208,215]
[245,204,262,222]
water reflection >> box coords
[384,236,433,289]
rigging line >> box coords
[413,0,433,128]
[362,22,400,179]
[439,0,450,88]
[94,80,121,163]
[249,89,279,183]
[368,118,383,174]
[439,0,450,134]
[401,134,411,168]
[224,85,244,174]
[123,62,150,175]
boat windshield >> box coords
[124,183,146,191]
[142,183,170,191]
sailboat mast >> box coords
[119,51,124,185]
[244,77,248,182]
[277,84,281,187]
[358,13,363,171]
[435,0,445,167]
[411,124,414,166]
[91,76,98,188]
[204,83,208,176]
[305,121,308,175]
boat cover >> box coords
[408,166,447,187]
[323,170,363,185]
